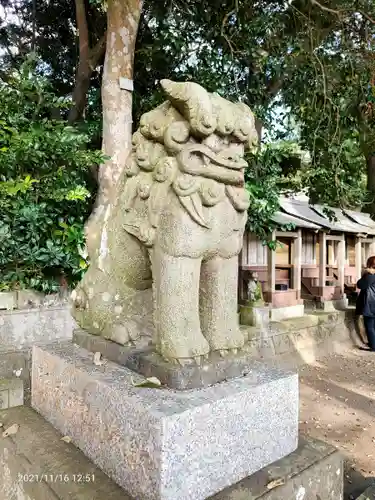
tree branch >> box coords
[310,0,375,25]
[68,0,93,123]
[75,0,90,61]
[89,32,107,70]
[358,9,375,25]
[221,9,237,55]
[309,0,344,16]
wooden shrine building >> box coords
[239,197,375,319]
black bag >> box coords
[356,290,365,316]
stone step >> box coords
[357,485,375,499]
[0,403,344,500]
[0,406,129,499]
[0,377,23,409]
[0,346,29,379]
[0,348,31,405]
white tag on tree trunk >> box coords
[119,77,134,91]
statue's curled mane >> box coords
[119,80,257,247]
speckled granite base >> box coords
[31,342,298,500]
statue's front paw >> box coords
[209,327,246,354]
[160,334,210,365]
[105,323,131,345]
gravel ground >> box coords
[299,347,375,499]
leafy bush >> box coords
[0,58,103,293]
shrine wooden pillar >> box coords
[267,230,276,300]
[355,237,362,282]
[292,228,302,299]
[318,231,327,288]
[336,234,346,297]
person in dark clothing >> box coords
[356,256,375,351]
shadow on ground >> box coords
[299,347,375,499]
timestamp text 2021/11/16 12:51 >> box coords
[18,473,96,483]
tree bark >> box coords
[367,154,375,216]
[69,0,90,123]
[255,118,262,143]
[68,72,91,123]
[68,0,106,124]
[85,0,143,263]
[99,0,143,205]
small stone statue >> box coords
[72,80,258,365]
[247,271,264,305]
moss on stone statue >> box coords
[246,282,264,307]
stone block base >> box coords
[73,328,148,364]
[0,378,23,409]
[0,292,16,311]
[126,348,273,390]
[31,342,298,500]
[0,348,30,405]
[319,298,349,312]
[212,435,343,499]
[357,485,375,499]
[0,306,76,349]
[269,304,305,322]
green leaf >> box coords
[132,377,162,388]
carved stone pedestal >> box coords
[32,342,298,500]
[73,328,276,390]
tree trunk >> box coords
[85,0,143,263]
[68,0,106,124]
[99,0,143,205]
[68,68,91,124]
[367,154,375,216]
[255,118,262,143]
[69,0,90,124]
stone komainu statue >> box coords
[72,80,258,364]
